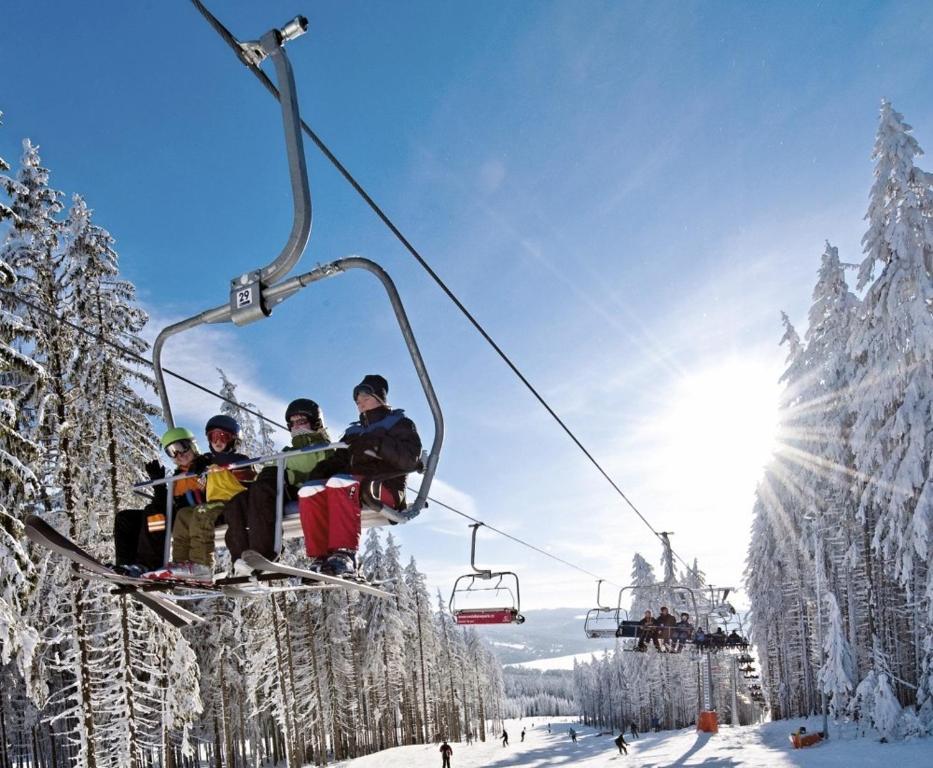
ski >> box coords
[241,550,393,598]
[24,515,203,628]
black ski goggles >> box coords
[352,384,380,401]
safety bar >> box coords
[134,443,345,491]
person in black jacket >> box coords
[439,740,452,767]
[614,732,628,755]
[636,610,661,652]
[656,606,677,650]
[298,375,422,576]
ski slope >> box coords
[333,716,928,767]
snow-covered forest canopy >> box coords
[745,100,933,741]
[0,124,508,767]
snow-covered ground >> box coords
[331,716,930,767]
[506,652,598,671]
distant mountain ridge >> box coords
[475,607,616,664]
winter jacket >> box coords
[656,612,676,628]
[310,406,422,499]
[283,428,334,486]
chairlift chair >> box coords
[584,579,623,638]
[449,524,524,625]
[134,15,444,566]
[615,583,701,653]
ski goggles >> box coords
[352,384,383,402]
[287,414,311,427]
[207,428,235,445]
[166,440,194,458]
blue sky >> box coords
[3,1,933,611]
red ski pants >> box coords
[297,475,395,557]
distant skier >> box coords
[651,715,660,732]
[547,723,551,733]
[439,740,452,768]
[569,727,577,743]
[614,732,628,755]
[501,729,509,746]
[630,721,639,739]
[521,727,526,742]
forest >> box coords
[0,128,507,767]
[745,101,933,740]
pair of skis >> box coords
[24,515,390,627]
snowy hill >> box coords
[476,608,615,664]
[335,716,927,767]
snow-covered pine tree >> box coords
[629,553,658,617]
[216,367,263,455]
[0,130,45,692]
[404,556,440,743]
[847,100,933,730]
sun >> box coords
[658,359,780,496]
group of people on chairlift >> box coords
[632,607,747,652]
[111,374,421,582]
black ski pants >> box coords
[224,473,290,561]
[114,505,166,570]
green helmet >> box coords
[160,426,196,453]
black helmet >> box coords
[205,414,241,444]
[285,398,322,430]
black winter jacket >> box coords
[310,406,422,497]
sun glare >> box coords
[659,360,780,496]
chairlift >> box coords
[134,15,444,566]
[449,524,524,625]
[584,579,622,638]
[612,583,701,653]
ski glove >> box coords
[145,459,166,480]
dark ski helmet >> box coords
[205,414,241,438]
[160,426,197,456]
[285,398,322,430]
[352,374,388,403]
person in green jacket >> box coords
[223,398,334,575]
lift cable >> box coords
[13,294,622,586]
[424,493,621,587]
[187,0,698,578]
[13,295,287,431]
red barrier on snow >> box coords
[697,711,719,733]
[454,608,519,625]
[789,730,823,748]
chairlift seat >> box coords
[615,620,641,639]
[213,492,411,549]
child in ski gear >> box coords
[159,416,254,580]
[224,398,334,574]
[439,740,452,768]
[299,375,421,576]
[114,427,204,575]
[614,732,628,755]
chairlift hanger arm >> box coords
[468,523,492,578]
[154,17,310,427]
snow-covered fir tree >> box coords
[746,101,933,740]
